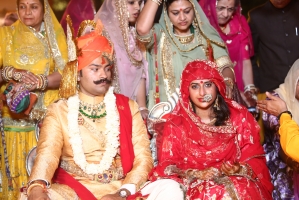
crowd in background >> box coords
[0,0,298,199]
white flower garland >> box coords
[67,87,120,175]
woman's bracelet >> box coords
[36,74,48,91]
[1,66,15,82]
[278,110,292,120]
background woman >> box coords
[261,59,299,199]
[200,0,257,110]
[95,0,149,119]
[136,0,235,109]
[60,0,98,35]
[0,0,67,198]
[149,60,273,199]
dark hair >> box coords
[17,0,44,8]
[213,92,230,126]
[165,0,193,11]
[165,0,177,11]
[191,88,230,126]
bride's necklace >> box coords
[174,33,194,44]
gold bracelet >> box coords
[151,0,162,6]
[1,66,14,82]
[26,183,47,196]
[36,74,48,91]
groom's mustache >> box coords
[93,78,112,85]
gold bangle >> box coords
[26,183,47,196]
[1,66,14,82]
[36,74,48,91]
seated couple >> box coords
[21,20,273,200]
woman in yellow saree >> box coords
[0,0,67,199]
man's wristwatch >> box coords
[118,188,131,198]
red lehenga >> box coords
[149,60,273,199]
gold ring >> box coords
[13,72,23,82]
[25,83,32,89]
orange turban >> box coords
[77,25,113,71]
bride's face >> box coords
[127,0,142,25]
[167,0,194,34]
[189,79,217,111]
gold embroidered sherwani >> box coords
[26,92,153,199]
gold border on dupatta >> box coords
[43,0,65,72]
[160,32,177,99]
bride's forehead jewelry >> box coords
[203,94,212,102]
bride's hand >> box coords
[220,161,241,176]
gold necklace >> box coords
[174,33,195,44]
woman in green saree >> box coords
[136,0,234,109]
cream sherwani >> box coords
[23,92,153,199]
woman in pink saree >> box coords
[199,0,257,109]
[60,0,96,35]
[94,0,149,119]
[148,60,273,199]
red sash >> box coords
[115,94,134,174]
[52,94,135,198]
[53,167,97,200]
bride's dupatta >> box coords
[149,60,272,199]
